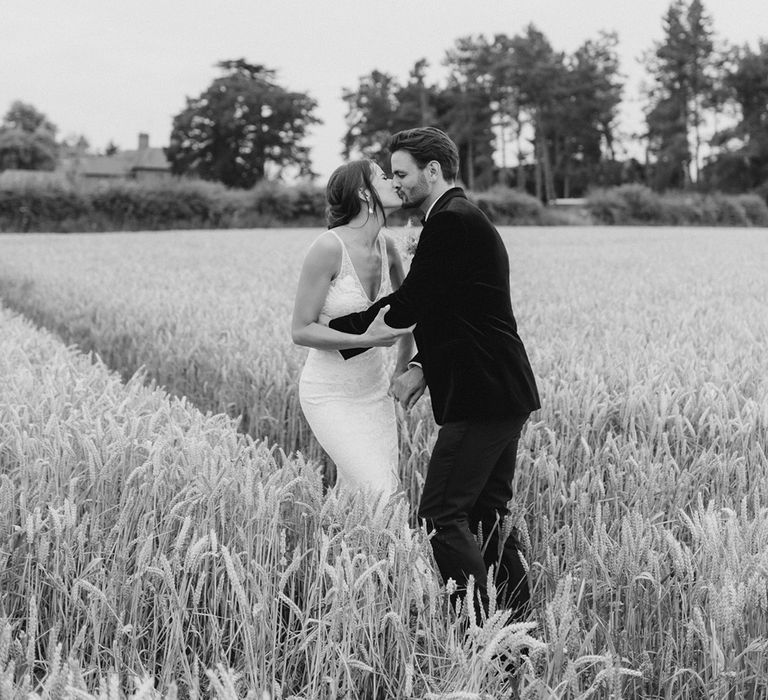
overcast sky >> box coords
[2,0,767,180]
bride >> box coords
[291,159,414,498]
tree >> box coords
[395,59,439,129]
[441,36,497,190]
[706,41,768,191]
[342,70,402,160]
[4,101,56,136]
[556,32,624,196]
[473,34,528,190]
[573,33,624,162]
[342,60,441,164]
[166,59,320,188]
[340,28,623,197]
[504,25,567,201]
[0,101,58,171]
[60,133,90,156]
[644,0,720,189]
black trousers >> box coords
[418,413,530,621]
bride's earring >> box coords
[365,195,373,215]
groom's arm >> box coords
[329,213,461,359]
[326,296,389,359]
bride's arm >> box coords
[292,234,409,351]
[385,235,415,374]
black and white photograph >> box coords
[1,1,768,697]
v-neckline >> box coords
[335,233,383,302]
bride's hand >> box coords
[361,305,414,347]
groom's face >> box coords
[390,150,431,210]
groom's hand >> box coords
[390,366,426,410]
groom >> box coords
[329,127,540,622]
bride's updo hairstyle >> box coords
[325,159,387,229]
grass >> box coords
[1,306,545,698]
[1,225,768,697]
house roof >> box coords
[79,154,134,177]
[78,147,170,177]
[132,147,170,171]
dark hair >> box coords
[388,127,460,182]
[325,159,387,229]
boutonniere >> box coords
[404,215,422,259]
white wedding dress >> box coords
[299,231,399,498]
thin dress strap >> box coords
[327,229,352,278]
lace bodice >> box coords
[318,230,391,324]
[302,228,393,390]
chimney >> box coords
[138,133,149,150]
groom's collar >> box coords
[421,187,465,224]
[422,197,441,224]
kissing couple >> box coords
[292,127,540,622]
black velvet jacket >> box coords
[329,187,540,425]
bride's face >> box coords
[369,164,402,210]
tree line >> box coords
[2,0,767,201]
[340,0,768,199]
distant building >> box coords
[62,133,172,183]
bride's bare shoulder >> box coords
[302,230,342,271]
[308,229,340,251]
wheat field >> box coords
[1,226,768,698]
